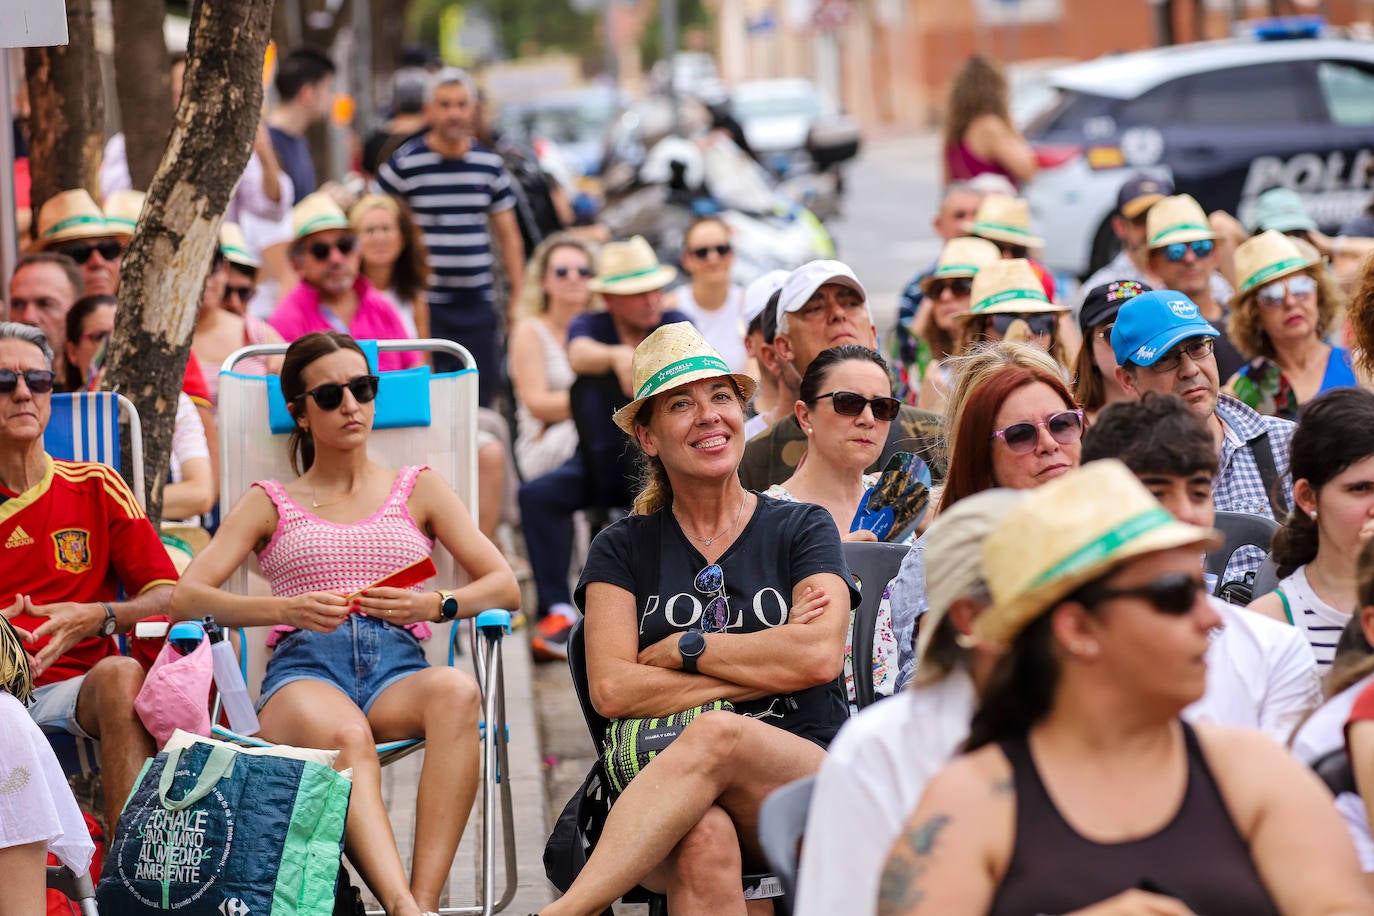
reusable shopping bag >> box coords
[96,733,351,916]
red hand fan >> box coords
[348,556,437,599]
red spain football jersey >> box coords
[1,458,177,686]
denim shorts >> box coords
[29,675,92,739]
[258,614,429,714]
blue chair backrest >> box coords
[45,392,123,468]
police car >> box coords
[1024,19,1374,278]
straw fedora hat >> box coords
[1234,229,1322,296]
[962,258,1066,319]
[1146,194,1216,250]
[292,191,350,241]
[920,237,1001,294]
[219,222,262,269]
[35,189,110,248]
[967,194,1044,248]
[102,190,146,238]
[612,322,758,435]
[589,236,678,296]
[973,460,1221,649]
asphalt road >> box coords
[827,128,946,336]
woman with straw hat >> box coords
[1226,230,1354,420]
[957,258,1071,371]
[544,321,856,915]
[911,236,1001,414]
[879,461,1370,915]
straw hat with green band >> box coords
[102,190,146,239]
[961,258,1067,319]
[966,194,1045,248]
[292,191,350,241]
[34,189,112,247]
[920,237,1001,295]
[612,322,758,435]
[1145,194,1217,250]
[973,460,1221,649]
[1234,230,1321,296]
[589,235,678,296]
[219,222,262,269]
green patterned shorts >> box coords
[602,700,734,794]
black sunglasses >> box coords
[815,390,901,422]
[307,235,357,261]
[1078,573,1205,616]
[552,265,594,279]
[224,284,256,301]
[928,277,973,299]
[991,312,1057,337]
[694,563,730,633]
[690,243,732,260]
[0,369,57,395]
[991,409,1084,455]
[294,374,379,411]
[56,240,123,265]
[996,243,1029,259]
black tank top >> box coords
[988,721,1279,916]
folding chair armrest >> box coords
[475,609,512,639]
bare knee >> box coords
[85,657,145,720]
[329,719,379,760]
[677,710,745,775]
[422,668,481,732]
[670,806,743,895]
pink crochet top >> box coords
[255,464,435,645]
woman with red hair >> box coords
[938,341,1083,512]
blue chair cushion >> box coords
[260,365,434,433]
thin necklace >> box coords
[311,477,361,509]
[675,490,746,548]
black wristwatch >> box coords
[679,630,706,674]
[98,602,118,637]
[436,590,460,622]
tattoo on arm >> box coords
[877,814,951,915]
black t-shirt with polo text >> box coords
[575,494,856,747]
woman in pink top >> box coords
[172,332,520,916]
[943,55,1038,188]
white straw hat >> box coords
[975,460,1221,649]
[612,322,758,435]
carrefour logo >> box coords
[1167,299,1197,319]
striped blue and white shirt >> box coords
[377,136,515,310]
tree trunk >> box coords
[101,0,275,526]
[111,0,175,191]
[24,0,104,226]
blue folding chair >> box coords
[41,392,148,778]
[44,391,146,508]
[214,339,518,916]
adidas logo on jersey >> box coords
[5,526,34,548]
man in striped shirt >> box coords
[378,67,525,407]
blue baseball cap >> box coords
[1110,290,1220,368]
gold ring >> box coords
[387,609,393,617]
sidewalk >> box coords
[353,627,553,914]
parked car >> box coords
[730,79,857,172]
[1023,21,1374,277]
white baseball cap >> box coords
[776,260,867,333]
[743,269,789,327]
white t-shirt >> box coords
[1185,597,1321,744]
[0,692,94,872]
[675,285,749,374]
[794,667,976,916]
[168,392,212,526]
[1291,673,1374,870]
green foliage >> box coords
[408,0,601,66]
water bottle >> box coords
[202,616,260,736]
[167,620,206,656]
